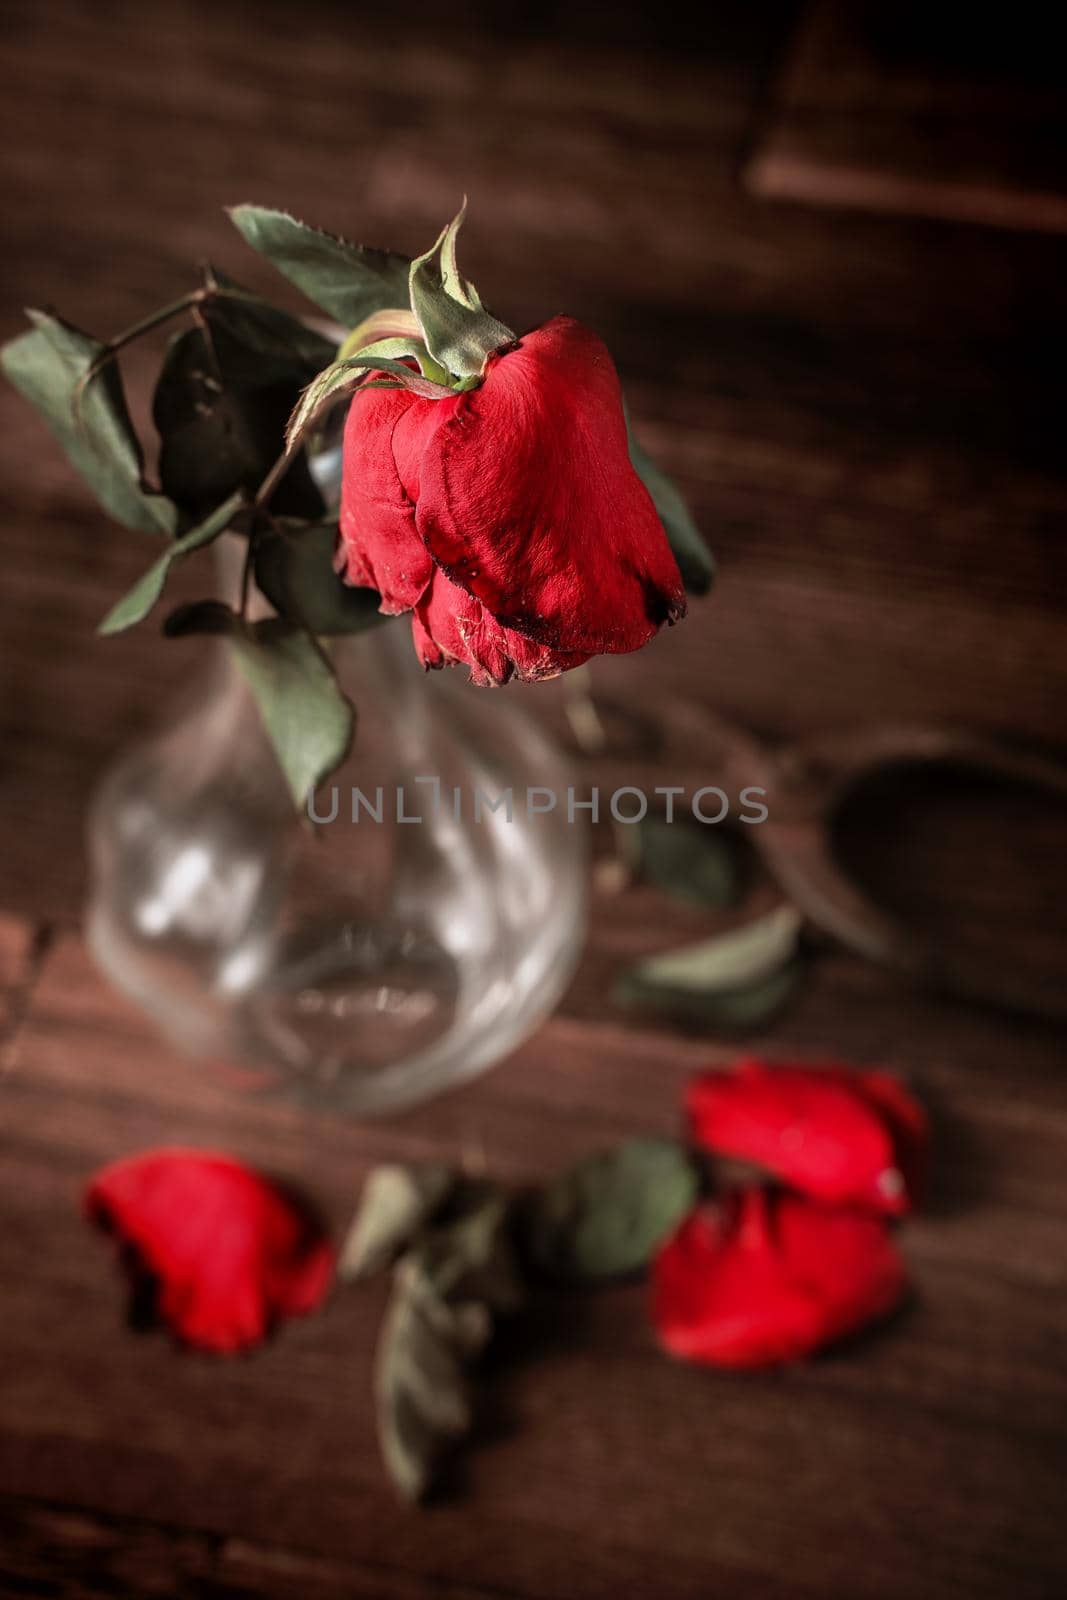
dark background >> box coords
[1,2,1065,1596]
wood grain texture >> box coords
[747,0,1067,232]
[1,0,1066,1594]
[2,933,1066,1600]
[0,911,39,1056]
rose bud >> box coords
[86,1149,333,1353]
[686,1058,928,1216]
[652,1187,907,1369]
[338,315,687,684]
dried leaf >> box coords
[616,958,805,1032]
[373,1182,522,1504]
[2,311,176,535]
[253,521,390,636]
[613,905,806,1032]
[162,600,237,637]
[339,1164,456,1283]
[412,1189,526,1315]
[98,492,245,636]
[375,1258,491,1503]
[286,350,451,453]
[153,285,330,522]
[621,904,803,995]
[625,815,739,909]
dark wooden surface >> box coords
[1,2,1066,1595]
[747,0,1067,232]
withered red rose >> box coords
[338,315,687,685]
[652,1187,907,1369]
[686,1058,928,1217]
[86,1149,333,1353]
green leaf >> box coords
[612,904,806,1032]
[622,904,802,993]
[254,521,391,635]
[230,621,354,806]
[409,206,515,380]
[228,205,412,329]
[624,815,740,909]
[627,415,713,596]
[2,311,176,535]
[339,1164,456,1283]
[375,1257,492,1502]
[521,1138,699,1283]
[98,492,245,636]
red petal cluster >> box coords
[338,316,686,684]
[86,1149,334,1353]
[653,1190,906,1369]
[653,1058,927,1368]
[686,1057,928,1215]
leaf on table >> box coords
[229,621,355,807]
[2,310,176,535]
[520,1138,700,1284]
[613,904,806,1032]
[623,814,740,909]
[98,491,245,636]
[228,205,412,330]
[375,1257,492,1503]
[618,959,804,1031]
[411,1188,526,1315]
[626,413,713,596]
[625,903,801,992]
[409,204,515,381]
[339,1164,457,1283]
[253,521,389,636]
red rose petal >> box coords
[338,385,434,614]
[411,565,591,685]
[686,1058,928,1216]
[652,1188,907,1369]
[409,316,686,656]
[853,1069,929,1210]
[86,1149,334,1353]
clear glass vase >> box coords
[86,542,588,1115]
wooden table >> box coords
[1,3,1065,1595]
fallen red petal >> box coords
[85,1148,334,1353]
[652,1188,907,1369]
[686,1058,928,1216]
